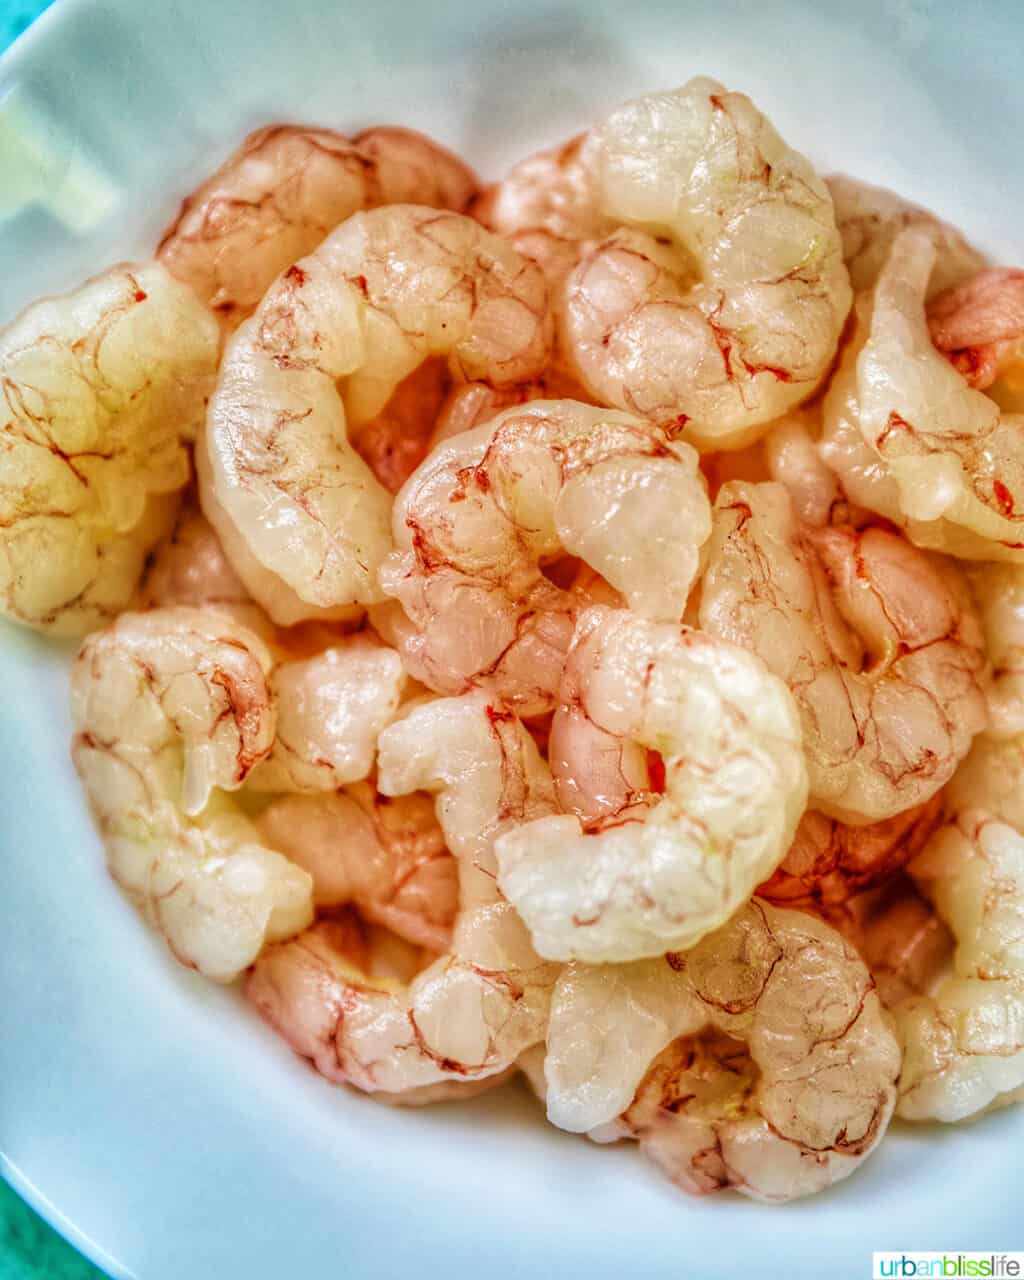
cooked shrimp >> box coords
[821,228,1024,561]
[245,691,559,1095]
[557,79,850,447]
[157,124,478,330]
[0,264,218,635]
[947,732,1024,833]
[139,498,250,610]
[757,797,944,910]
[543,900,900,1202]
[699,480,986,822]
[70,608,313,980]
[247,899,558,1096]
[474,134,607,245]
[376,691,556,907]
[429,365,595,449]
[202,207,551,616]
[825,174,985,297]
[495,606,807,962]
[257,786,456,951]
[895,810,1024,1122]
[247,633,405,793]
[964,563,1024,738]
[832,873,953,1009]
[928,269,1024,390]
[377,400,711,716]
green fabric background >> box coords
[1,12,108,1280]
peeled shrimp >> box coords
[947,731,1024,834]
[543,900,900,1202]
[825,174,985,297]
[964,562,1024,738]
[699,480,986,822]
[832,873,953,1009]
[202,206,551,617]
[349,358,449,494]
[376,400,711,716]
[762,412,843,528]
[495,605,807,962]
[247,691,560,1096]
[157,124,478,330]
[139,499,250,611]
[821,228,1024,561]
[0,264,218,635]
[376,691,556,906]
[70,608,313,980]
[895,810,1024,1122]
[928,269,1024,391]
[757,796,944,910]
[247,633,406,793]
[557,79,851,447]
[257,786,456,951]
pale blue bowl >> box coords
[1,2,1021,1276]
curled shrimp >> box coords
[247,633,406,793]
[257,786,457,951]
[927,269,1024,391]
[964,562,1024,738]
[698,480,986,822]
[894,810,1024,1122]
[495,605,807,962]
[348,358,449,494]
[202,206,551,616]
[821,228,1024,561]
[70,607,313,980]
[376,400,711,716]
[157,124,478,330]
[247,693,559,1096]
[542,899,900,1202]
[0,264,218,635]
[557,79,851,448]
[825,174,986,297]
[756,796,944,911]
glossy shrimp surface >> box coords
[495,606,807,962]
[927,269,1024,391]
[543,900,900,1201]
[158,124,478,330]
[203,206,551,617]
[257,787,457,951]
[377,400,710,715]
[699,480,986,821]
[822,229,1024,561]
[558,79,851,447]
[0,264,218,635]
[247,693,559,1095]
[70,608,313,980]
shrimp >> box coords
[473,134,607,246]
[247,633,406,793]
[557,79,851,448]
[762,412,843,528]
[0,263,218,635]
[494,606,807,962]
[947,732,1024,834]
[157,124,478,330]
[698,480,986,822]
[376,400,711,716]
[349,358,449,494]
[927,269,1024,391]
[821,228,1024,561]
[825,174,986,297]
[756,796,944,911]
[831,873,953,1009]
[139,498,251,610]
[70,608,313,980]
[964,562,1024,738]
[202,206,551,616]
[247,693,560,1096]
[542,900,900,1202]
[894,810,1024,1122]
[257,786,457,951]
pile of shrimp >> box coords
[4,77,1023,1206]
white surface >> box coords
[0,1,1021,1276]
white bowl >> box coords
[1,1,1021,1276]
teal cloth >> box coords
[1,4,107,1274]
